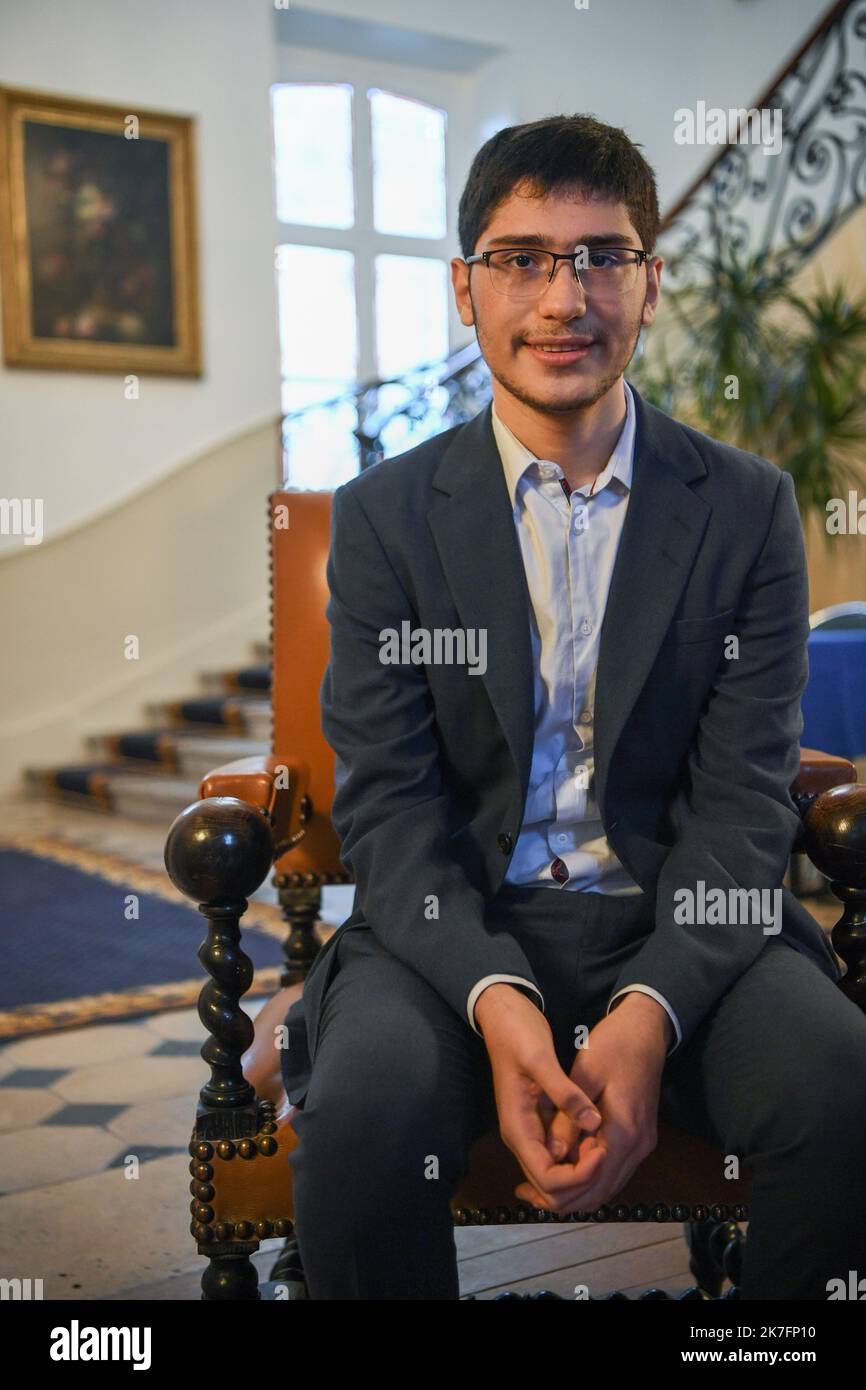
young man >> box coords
[282,114,866,1300]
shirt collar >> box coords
[491,377,636,509]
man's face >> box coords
[451,182,663,414]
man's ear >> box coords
[451,257,475,326]
[641,255,663,328]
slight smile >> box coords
[524,339,595,365]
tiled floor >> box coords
[0,791,845,1300]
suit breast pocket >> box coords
[663,607,737,645]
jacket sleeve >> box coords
[320,480,543,1022]
[608,467,811,1049]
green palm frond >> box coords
[630,242,866,530]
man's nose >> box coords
[538,258,589,313]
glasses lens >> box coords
[486,248,641,298]
[581,248,641,296]
[486,249,552,298]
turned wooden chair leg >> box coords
[273,878,323,986]
[166,796,276,1301]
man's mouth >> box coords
[523,338,595,364]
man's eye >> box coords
[589,252,620,269]
[506,252,541,268]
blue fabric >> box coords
[0,848,283,1008]
[801,629,866,761]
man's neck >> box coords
[492,376,627,492]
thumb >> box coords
[536,1057,602,1155]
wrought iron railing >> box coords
[280,0,866,481]
[660,0,866,287]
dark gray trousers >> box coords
[284,885,866,1300]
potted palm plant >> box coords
[630,246,866,534]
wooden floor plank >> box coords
[465,1236,691,1299]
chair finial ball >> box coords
[802,783,866,888]
[164,798,273,903]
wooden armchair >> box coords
[164,490,866,1301]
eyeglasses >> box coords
[465,246,650,300]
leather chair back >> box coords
[269,489,345,879]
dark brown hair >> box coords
[457,113,660,260]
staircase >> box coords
[23,641,272,824]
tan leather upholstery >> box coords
[792,748,856,797]
[268,491,345,879]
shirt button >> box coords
[497,832,513,855]
[550,857,570,884]
[580,620,592,636]
[557,833,568,844]
[580,711,592,725]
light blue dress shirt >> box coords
[466,378,682,1056]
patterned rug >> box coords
[0,834,289,1039]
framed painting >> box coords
[0,86,201,374]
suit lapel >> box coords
[427,409,536,803]
[427,381,710,819]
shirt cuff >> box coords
[607,984,682,1057]
[467,975,545,1036]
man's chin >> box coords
[497,372,611,414]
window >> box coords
[272,82,450,488]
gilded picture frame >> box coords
[0,85,202,375]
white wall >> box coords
[0,0,281,555]
[309,0,830,209]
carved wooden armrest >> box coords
[199,753,311,858]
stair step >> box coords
[97,730,178,766]
[142,696,272,738]
[197,665,272,695]
[24,764,117,810]
[224,664,272,693]
[169,735,270,778]
[99,771,202,823]
[82,730,270,777]
[232,700,272,741]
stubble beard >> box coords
[471,290,645,417]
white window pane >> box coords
[278,244,358,488]
[375,254,448,378]
[272,84,354,229]
[370,90,446,239]
[277,244,357,384]
[283,401,359,491]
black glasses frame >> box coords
[465,245,650,288]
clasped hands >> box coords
[474,984,672,1216]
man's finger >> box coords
[515,1141,610,1209]
[534,1055,602,1136]
[516,1134,610,1201]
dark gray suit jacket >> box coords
[289,378,840,1088]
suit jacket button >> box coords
[497,832,513,855]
